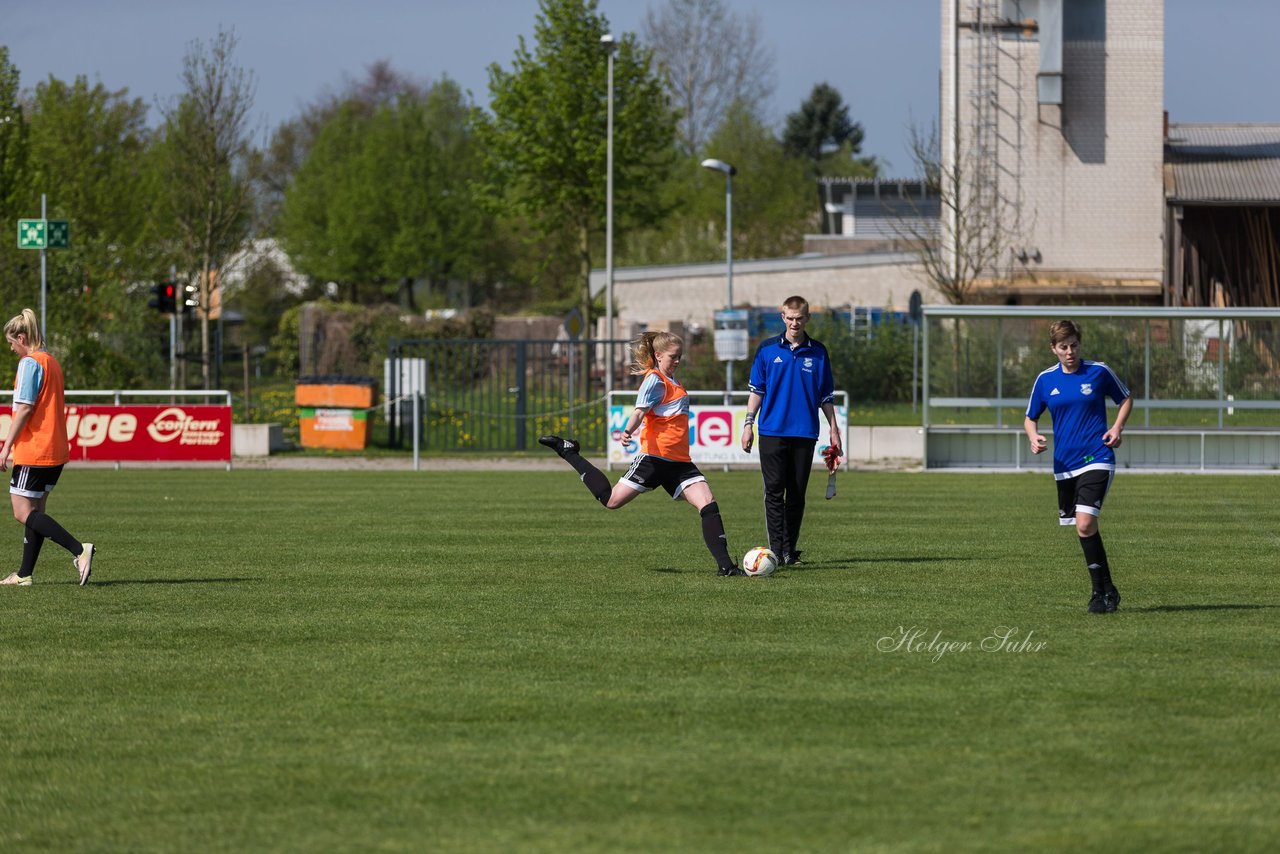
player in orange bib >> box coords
[540,330,744,576]
[0,309,95,587]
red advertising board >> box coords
[54,405,232,462]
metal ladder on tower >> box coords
[967,0,1002,224]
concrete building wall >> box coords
[592,255,934,331]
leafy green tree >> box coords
[809,312,915,403]
[0,47,25,215]
[253,61,428,235]
[783,83,878,178]
[280,78,495,309]
[623,101,811,265]
[0,69,164,388]
[21,75,163,387]
[380,79,494,309]
[0,48,31,298]
[278,101,372,300]
[476,0,676,330]
[703,102,814,259]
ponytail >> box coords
[628,330,682,375]
[4,308,43,350]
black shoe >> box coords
[1104,586,1120,613]
[717,565,747,577]
[782,550,803,565]
[538,435,580,456]
[1087,592,1109,614]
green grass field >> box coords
[2,469,1277,852]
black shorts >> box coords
[1056,468,1113,525]
[10,464,65,500]
[619,454,707,499]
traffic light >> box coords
[148,281,177,313]
[182,282,199,314]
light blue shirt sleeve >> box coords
[634,373,664,411]
[13,356,43,406]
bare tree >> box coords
[158,29,256,388]
[891,121,1015,304]
[643,0,775,155]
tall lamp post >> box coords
[701,157,737,393]
[601,33,616,397]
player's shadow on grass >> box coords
[647,557,975,574]
[1128,603,1277,613]
[91,577,260,586]
[784,556,977,571]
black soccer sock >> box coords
[18,529,45,578]
[24,511,81,556]
[1079,532,1111,593]
[560,447,612,506]
[699,502,734,570]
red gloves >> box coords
[822,444,843,474]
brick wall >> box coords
[941,0,1164,287]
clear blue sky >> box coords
[6,0,1279,177]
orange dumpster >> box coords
[296,377,377,450]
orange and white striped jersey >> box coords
[636,368,691,462]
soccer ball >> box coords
[741,547,778,577]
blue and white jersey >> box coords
[746,334,835,440]
[1026,360,1131,479]
[13,355,45,407]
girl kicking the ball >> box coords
[539,330,743,576]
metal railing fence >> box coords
[921,306,1280,469]
[386,338,633,452]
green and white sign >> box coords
[18,219,46,249]
[16,218,69,249]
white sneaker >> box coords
[75,543,95,586]
[1,571,32,586]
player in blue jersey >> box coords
[1024,320,1133,614]
[741,296,842,565]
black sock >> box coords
[1079,532,1112,593]
[24,511,81,556]
[18,529,45,578]
[699,502,733,570]
[560,447,612,506]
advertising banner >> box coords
[0,405,234,462]
[606,395,847,467]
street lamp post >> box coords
[701,157,737,394]
[601,33,616,398]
